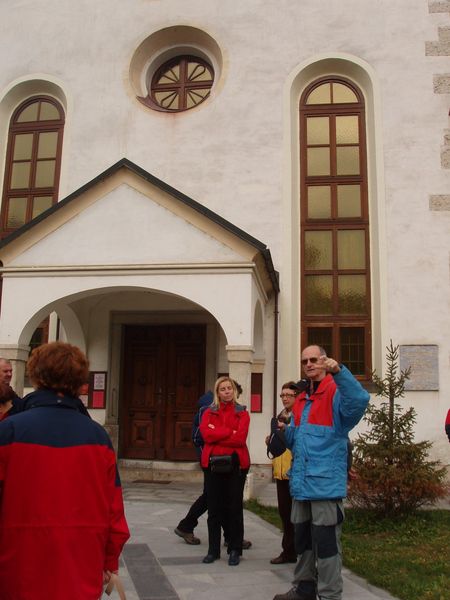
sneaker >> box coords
[273,587,316,600]
[174,527,201,545]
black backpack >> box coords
[266,417,287,459]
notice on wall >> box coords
[89,371,107,408]
[399,345,439,391]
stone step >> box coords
[118,459,204,483]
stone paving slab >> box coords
[105,481,401,600]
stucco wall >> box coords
[0,0,448,463]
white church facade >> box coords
[0,0,448,474]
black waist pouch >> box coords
[209,454,233,474]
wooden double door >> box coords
[121,324,206,461]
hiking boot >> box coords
[270,554,297,564]
[272,586,316,600]
[174,527,201,545]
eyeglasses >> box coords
[280,393,296,398]
[301,357,320,365]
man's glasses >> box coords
[280,393,297,398]
[301,357,320,365]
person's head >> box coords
[233,380,243,398]
[279,381,298,411]
[301,345,327,382]
[0,359,13,385]
[27,341,89,397]
[213,376,238,407]
[0,382,16,414]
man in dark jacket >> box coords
[174,390,213,544]
[0,358,23,415]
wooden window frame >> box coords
[300,77,372,380]
[139,55,214,113]
[1,96,65,238]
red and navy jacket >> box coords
[445,409,450,442]
[0,389,130,600]
[200,401,250,469]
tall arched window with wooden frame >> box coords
[300,77,371,379]
[1,96,65,239]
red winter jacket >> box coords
[200,400,250,469]
[0,389,130,600]
[445,409,450,442]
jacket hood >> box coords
[198,390,214,408]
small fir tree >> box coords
[348,341,448,515]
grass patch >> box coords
[244,500,450,600]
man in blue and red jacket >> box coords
[0,341,129,600]
[273,345,369,600]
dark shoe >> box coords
[270,554,297,564]
[228,550,240,566]
[174,527,201,545]
[273,587,316,600]
[202,553,219,564]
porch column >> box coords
[226,345,254,406]
[0,344,30,396]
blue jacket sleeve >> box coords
[333,365,370,432]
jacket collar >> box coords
[22,388,81,411]
[300,373,335,400]
[209,401,246,413]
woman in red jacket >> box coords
[200,376,250,566]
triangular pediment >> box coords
[0,159,278,292]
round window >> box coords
[147,55,214,112]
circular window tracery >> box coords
[140,55,214,113]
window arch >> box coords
[300,77,371,378]
[1,95,65,238]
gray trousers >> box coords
[291,500,344,600]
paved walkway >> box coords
[104,480,400,600]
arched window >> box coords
[300,77,371,378]
[1,96,64,238]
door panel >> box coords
[121,324,206,460]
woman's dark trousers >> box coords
[276,478,296,559]
[203,465,248,557]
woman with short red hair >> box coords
[0,341,129,600]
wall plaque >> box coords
[399,345,439,391]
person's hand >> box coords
[277,420,286,430]
[265,434,270,446]
[208,423,215,429]
[321,356,340,374]
[103,570,117,584]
